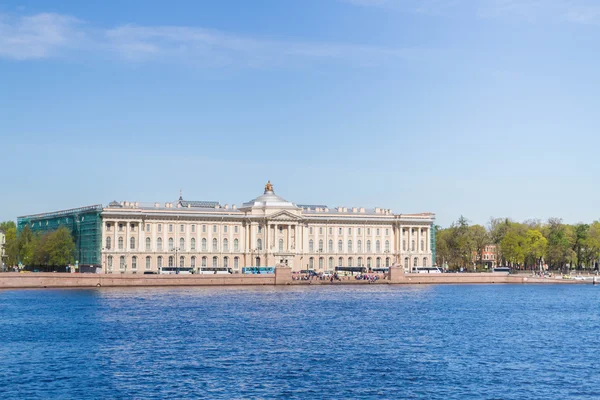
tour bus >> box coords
[492,267,510,274]
[199,267,232,275]
[372,267,389,273]
[412,267,442,274]
[334,266,367,276]
[242,267,275,274]
[159,266,194,275]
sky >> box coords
[1,0,599,227]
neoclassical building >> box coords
[100,182,436,274]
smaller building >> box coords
[473,244,498,269]
[0,229,5,270]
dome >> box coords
[239,182,299,210]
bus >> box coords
[334,266,367,275]
[159,267,194,275]
[492,267,510,274]
[411,267,442,274]
[242,267,275,274]
[198,267,232,275]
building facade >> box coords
[473,244,498,269]
[100,182,436,274]
[0,229,5,269]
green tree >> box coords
[544,218,572,271]
[0,220,16,232]
[500,231,525,267]
[573,224,590,269]
[3,227,18,267]
[469,224,490,270]
[524,229,547,270]
[44,227,75,267]
[585,221,600,270]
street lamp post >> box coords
[171,247,180,274]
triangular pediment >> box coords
[268,210,302,221]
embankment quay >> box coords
[0,269,593,289]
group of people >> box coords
[355,274,380,283]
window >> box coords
[168,238,174,251]
[414,257,418,267]
[376,228,380,236]
[309,227,313,235]
[180,224,184,233]
[411,240,415,251]
[191,238,196,251]
[169,224,173,233]
[338,240,343,252]
[157,238,163,251]
[202,225,206,233]
[168,256,174,267]
[357,240,362,253]
[224,226,228,233]
[130,223,136,231]
[385,240,390,252]
[146,224,150,232]
[358,257,363,267]
[105,237,112,250]
[158,224,162,233]
[191,225,195,233]
[386,257,390,267]
[118,237,124,250]
[257,239,262,251]
[108,256,113,269]
[423,257,427,267]
[202,238,207,251]
[348,228,352,235]
[278,226,283,233]
[258,225,262,233]
[180,256,185,267]
[145,237,151,251]
[328,257,333,269]
[180,238,185,251]
[319,239,323,251]
[119,223,124,232]
[348,240,352,253]
[367,257,372,268]
[421,240,425,251]
[348,257,353,267]
[191,256,196,268]
[386,228,389,236]
[319,227,323,235]
[223,239,229,252]
[120,256,125,270]
[309,240,314,252]
[358,228,361,235]
[338,257,343,266]
[309,257,314,269]
[376,240,381,252]
[255,257,261,266]
[329,227,332,235]
[234,226,239,234]
[279,239,284,252]
[403,240,406,251]
[404,257,409,268]
[234,239,239,252]
[338,227,342,235]
[158,256,163,269]
[328,240,333,252]
[145,256,151,270]
[234,257,239,270]
[224,256,229,268]
[202,256,207,267]
[106,223,112,232]
[213,225,217,233]
[319,257,324,270]
[376,257,381,268]
[132,256,137,270]
[367,228,371,235]
[212,238,218,252]
[212,256,218,267]
[130,237,135,250]
[367,240,371,252]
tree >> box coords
[3,227,18,267]
[544,218,572,270]
[469,225,490,270]
[0,220,16,233]
[585,221,600,270]
[500,231,525,267]
[524,229,547,270]
[573,224,590,269]
[44,227,75,267]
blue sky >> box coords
[1,0,599,227]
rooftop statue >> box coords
[265,180,274,193]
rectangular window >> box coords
[224,226,228,233]
[234,226,239,233]
[367,228,371,235]
[329,227,332,235]
[358,228,361,235]
[180,224,184,233]
[348,228,352,235]
[309,227,313,234]
[338,228,342,235]
[319,227,323,235]
[202,225,206,233]
[213,225,217,233]
[169,224,173,233]
[158,224,162,233]
[191,225,195,233]
[385,228,389,236]
[146,224,150,232]
[376,228,380,236]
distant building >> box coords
[18,182,436,273]
[0,229,5,269]
[473,244,498,269]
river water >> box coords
[1,284,599,399]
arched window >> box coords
[202,256,207,267]
[157,256,163,268]
[358,257,363,267]
[367,240,371,252]
[386,257,390,267]
[168,238,174,251]
[255,257,261,267]
[180,238,185,251]
[202,238,207,251]
[224,256,229,268]
[414,257,418,267]
[234,257,239,270]
[157,238,163,251]
[338,257,343,267]
[338,240,343,252]
[328,257,334,269]
[423,257,428,267]
[168,256,174,267]
[348,257,353,267]
[279,239,284,252]
[309,240,314,252]
[357,240,362,253]
[376,240,381,252]
[120,256,125,270]
[118,237,124,250]
[105,237,112,250]
[191,238,196,251]
[367,257,372,268]
[348,240,353,253]
[146,237,151,251]
[319,257,324,270]
[130,237,135,250]
[191,256,196,268]
[212,256,218,267]
[319,239,323,251]
[257,239,262,251]
[328,240,333,252]
[212,238,218,252]
[223,239,229,252]
[385,240,390,252]
[234,239,239,252]
[145,256,151,270]
[108,256,113,269]
[309,257,314,269]
[132,256,137,270]
[404,257,409,268]
[179,256,184,267]
[376,257,381,268]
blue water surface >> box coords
[1,284,600,399]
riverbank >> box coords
[0,270,592,289]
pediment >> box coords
[268,210,302,221]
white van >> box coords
[412,267,442,274]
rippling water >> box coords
[2,284,600,399]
